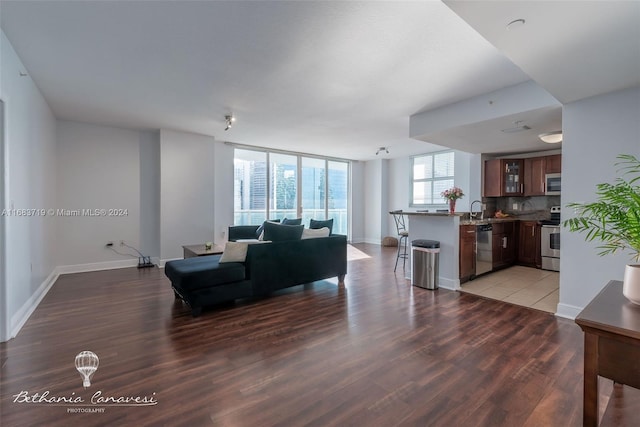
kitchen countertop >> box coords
[459,218,519,225]
[392,211,549,226]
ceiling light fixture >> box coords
[538,131,563,144]
[224,114,235,131]
[376,147,389,155]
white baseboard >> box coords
[158,257,182,268]
[555,303,583,320]
[56,259,139,275]
[438,277,460,291]
[362,238,382,245]
[10,269,59,339]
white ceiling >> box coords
[1,1,638,161]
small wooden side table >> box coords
[575,280,640,426]
[182,244,224,258]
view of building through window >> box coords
[234,149,349,235]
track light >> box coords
[376,147,389,155]
[224,115,235,131]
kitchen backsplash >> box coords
[485,196,561,220]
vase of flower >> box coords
[441,186,464,215]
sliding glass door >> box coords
[234,149,267,225]
[234,148,349,236]
[328,161,348,235]
[301,157,326,226]
[269,153,297,221]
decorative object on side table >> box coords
[563,154,640,304]
[441,186,464,214]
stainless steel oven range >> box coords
[540,206,561,271]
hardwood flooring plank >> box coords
[1,244,637,426]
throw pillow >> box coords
[219,240,270,263]
[282,217,302,225]
[219,242,249,263]
[255,219,280,239]
[262,221,304,242]
[301,227,330,239]
[310,218,334,234]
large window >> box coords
[234,148,349,235]
[411,151,455,206]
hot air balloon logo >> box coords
[75,351,99,388]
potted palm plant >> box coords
[564,154,640,304]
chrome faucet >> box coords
[470,200,483,220]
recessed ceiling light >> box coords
[507,19,526,30]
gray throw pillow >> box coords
[255,219,280,239]
[282,217,302,226]
[310,218,334,234]
[262,221,304,241]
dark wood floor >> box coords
[1,243,638,426]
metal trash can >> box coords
[411,239,440,290]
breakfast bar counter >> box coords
[401,212,464,289]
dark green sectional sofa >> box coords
[165,225,347,316]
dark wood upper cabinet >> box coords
[484,159,524,197]
[524,157,546,196]
[545,154,562,174]
[489,154,561,197]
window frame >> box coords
[409,150,455,208]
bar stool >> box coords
[391,210,409,272]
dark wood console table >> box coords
[182,243,224,258]
[575,280,640,426]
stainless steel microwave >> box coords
[545,173,561,195]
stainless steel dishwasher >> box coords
[476,224,493,276]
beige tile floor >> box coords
[461,266,559,313]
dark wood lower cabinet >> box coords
[518,221,541,268]
[459,225,476,282]
[492,221,516,269]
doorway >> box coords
[0,99,7,341]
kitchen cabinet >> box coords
[459,225,476,282]
[524,157,546,196]
[518,221,541,268]
[484,159,524,197]
[545,154,562,174]
[492,222,516,269]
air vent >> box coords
[501,125,531,133]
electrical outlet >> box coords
[512,203,518,210]
[106,241,113,247]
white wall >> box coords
[140,130,160,259]
[363,159,390,244]
[1,30,58,340]
[56,121,141,267]
[213,142,234,244]
[558,87,640,318]
[160,129,216,261]
[350,161,365,243]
